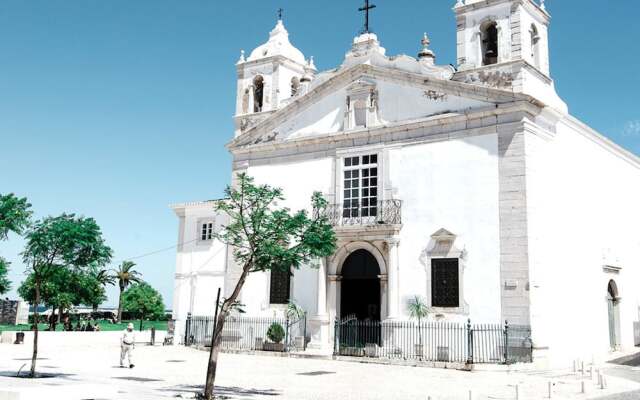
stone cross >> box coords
[358,0,376,33]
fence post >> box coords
[303,312,308,351]
[333,317,339,356]
[185,312,192,346]
[504,320,509,364]
[285,314,290,353]
[467,318,473,364]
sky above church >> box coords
[1,0,639,308]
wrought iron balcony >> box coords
[318,199,402,227]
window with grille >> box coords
[431,258,460,308]
[200,222,214,241]
[342,154,378,219]
[269,268,291,305]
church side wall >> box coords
[172,206,228,343]
[526,119,640,366]
[388,133,502,323]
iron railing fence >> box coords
[185,314,307,352]
[317,200,402,226]
[334,319,532,364]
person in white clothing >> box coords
[120,323,136,368]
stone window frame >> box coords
[336,148,383,220]
[196,218,215,244]
[425,228,469,316]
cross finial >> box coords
[358,0,377,34]
[277,8,284,21]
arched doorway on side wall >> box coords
[607,280,621,350]
[340,249,381,321]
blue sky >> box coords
[1,1,639,308]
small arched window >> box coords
[291,76,300,97]
[253,75,264,113]
[481,22,499,66]
[530,24,541,68]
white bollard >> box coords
[515,384,520,400]
[573,359,577,372]
[468,390,473,400]
[581,380,586,394]
[548,381,553,399]
[581,361,585,375]
[590,366,594,380]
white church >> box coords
[171,0,640,365]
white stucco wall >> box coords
[239,157,334,317]
[526,118,640,366]
[171,204,228,342]
[390,134,502,323]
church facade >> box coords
[172,0,640,365]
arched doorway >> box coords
[607,280,621,350]
[340,249,381,321]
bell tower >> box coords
[234,16,315,137]
[453,0,566,112]
[455,0,550,74]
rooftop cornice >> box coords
[455,0,550,23]
[229,100,539,159]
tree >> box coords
[0,258,10,295]
[113,261,142,323]
[0,193,33,240]
[84,267,113,311]
[22,214,112,377]
[121,282,165,330]
[0,193,33,295]
[202,173,336,399]
[407,295,430,356]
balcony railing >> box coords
[318,199,402,227]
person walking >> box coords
[120,323,136,368]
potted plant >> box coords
[264,322,286,352]
[407,295,429,359]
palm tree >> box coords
[91,268,116,312]
[112,261,142,323]
[407,295,430,358]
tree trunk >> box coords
[30,276,41,377]
[117,285,124,323]
[203,267,250,399]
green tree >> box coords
[407,295,430,353]
[121,282,165,330]
[202,173,336,399]
[0,193,33,295]
[0,258,10,295]
[113,261,142,322]
[22,214,112,376]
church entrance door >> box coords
[340,249,381,321]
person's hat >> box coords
[127,323,134,329]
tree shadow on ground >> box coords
[609,352,640,367]
[164,384,280,399]
[0,371,76,379]
[296,371,336,376]
[112,376,165,383]
[594,389,640,399]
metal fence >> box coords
[185,314,532,364]
[185,314,307,352]
[334,319,532,364]
[318,200,402,226]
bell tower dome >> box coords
[234,17,314,136]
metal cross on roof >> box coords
[277,8,284,21]
[358,0,377,33]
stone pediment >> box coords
[229,64,533,150]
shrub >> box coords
[266,322,285,344]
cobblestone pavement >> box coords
[1,336,640,400]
